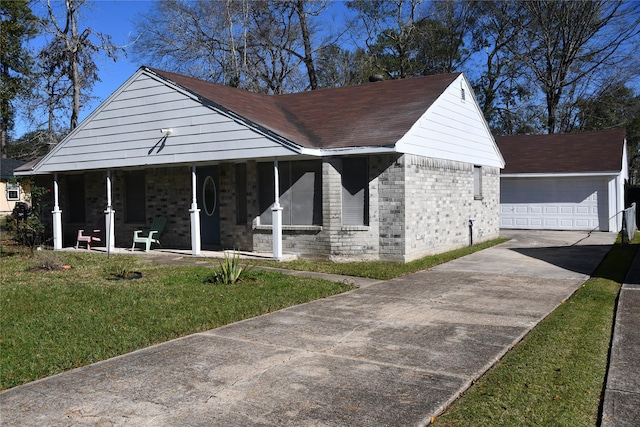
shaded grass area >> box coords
[254,238,509,280]
[432,233,639,427]
[0,249,352,390]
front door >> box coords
[197,166,220,247]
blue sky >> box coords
[17,0,155,135]
[16,0,639,138]
[17,0,351,136]
[71,0,155,101]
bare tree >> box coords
[132,0,332,93]
[516,0,640,134]
[347,0,425,79]
[42,0,121,130]
[347,0,474,79]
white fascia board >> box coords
[501,171,621,178]
[298,146,397,157]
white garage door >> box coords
[500,177,608,231]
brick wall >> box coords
[402,155,500,261]
[60,167,193,249]
[56,156,500,261]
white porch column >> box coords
[272,159,283,260]
[189,165,201,256]
[104,171,115,252]
[52,173,63,250]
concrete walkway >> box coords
[0,231,617,426]
[601,246,640,427]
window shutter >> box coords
[342,158,368,226]
[473,165,482,198]
[125,171,146,223]
[235,163,247,225]
[67,174,86,223]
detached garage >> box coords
[496,130,628,232]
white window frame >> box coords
[6,182,20,201]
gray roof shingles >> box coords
[148,68,460,149]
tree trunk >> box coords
[295,0,318,90]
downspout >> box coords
[52,173,62,250]
[272,159,283,260]
[190,165,201,256]
[104,170,115,255]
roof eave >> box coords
[501,171,623,178]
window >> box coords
[236,163,247,225]
[258,160,322,226]
[6,182,20,201]
[67,174,86,223]
[342,158,369,226]
[473,165,482,199]
[125,171,146,223]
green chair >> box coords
[131,217,167,252]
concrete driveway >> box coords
[0,230,616,426]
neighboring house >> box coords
[496,129,628,232]
[1,158,27,216]
[16,67,504,261]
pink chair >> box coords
[76,219,104,250]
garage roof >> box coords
[495,129,626,174]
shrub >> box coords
[207,252,253,284]
[11,180,49,254]
[30,250,63,271]
[103,256,138,279]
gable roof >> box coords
[17,67,503,174]
[495,129,626,175]
[148,67,460,149]
[0,158,26,178]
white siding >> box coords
[395,75,504,168]
[33,71,296,173]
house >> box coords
[496,129,628,232]
[16,67,504,261]
[1,158,27,216]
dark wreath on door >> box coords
[196,166,220,247]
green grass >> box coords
[254,238,509,280]
[432,233,640,427]
[0,249,352,390]
[0,237,506,390]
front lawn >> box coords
[0,249,352,390]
